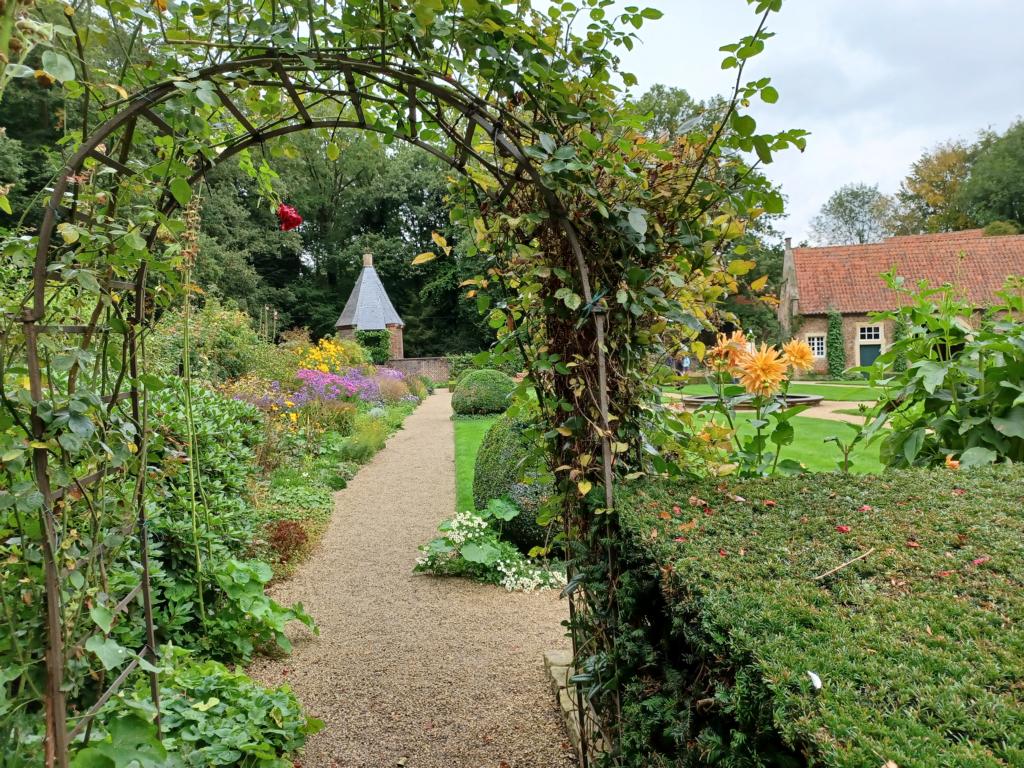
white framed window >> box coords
[859,325,881,341]
[806,335,826,358]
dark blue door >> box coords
[859,343,882,367]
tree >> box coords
[892,141,978,233]
[631,84,728,141]
[809,183,895,245]
[958,121,1024,228]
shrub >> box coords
[472,412,553,553]
[414,501,564,592]
[379,377,411,403]
[451,368,515,415]
[866,275,1024,468]
[299,399,357,434]
[264,519,310,564]
[339,417,388,463]
[826,307,845,377]
[149,300,271,383]
[446,350,525,380]
[418,374,436,394]
[355,329,392,364]
[612,467,1024,768]
[81,647,322,767]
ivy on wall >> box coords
[827,309,846,377]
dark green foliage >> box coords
[472,412,552,553]
[451,368,515,415]
[826,309,845,377]
[891,314,908,373]
[863,277,1024,468]
[958,121,1024,228]
[983,220,1020,236]
[83,648,321,766]
[446,349,525,380]
[355,329,392,364]
[613,467,1024,768]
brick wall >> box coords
[387,356,450,382]
[794,314,895,375]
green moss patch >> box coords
[615,467,1024,767]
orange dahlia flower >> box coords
[781,339,815,372]
[707,329,749,372]
[737,343,788,397]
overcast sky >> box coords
[615,0,1024,242]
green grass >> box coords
[708,412,883,474]
[453,416,497,512]
[673,381,881,402]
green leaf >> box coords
[85,636,130,670]
[915,361,946,394]
[992,407,1024,439]
[460,541,499,565]
[959,446,997,468]
[760,85,779,103]
[902,427,926,464]
[169,177,192,207]
[90,606,114,634]
[769,421,794,447]
[326,142,341,161]
[42,51,77,82]
[486,498,520,521]
[732,114,756,137]
[627,207,647,237]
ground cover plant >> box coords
[613,466,1024,768]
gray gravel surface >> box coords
[249,392,575,768]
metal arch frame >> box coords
[25,48,613,767]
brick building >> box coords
[778,229,1024,374]
[335,253,405,359]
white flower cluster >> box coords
[494,557,566,593]
[446,510,488,546]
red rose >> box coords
[276,203,303,231]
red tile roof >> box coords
[792,230,1024,314]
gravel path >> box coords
[249,392,575,768]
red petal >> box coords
[718,549,728,557]
[972,556,991,566]
[835,525,851,533]
[858,505,873,512]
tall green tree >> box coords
[809,183,895,245]
[958,121,1024,228]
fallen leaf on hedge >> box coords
[972,556,991,566]
[906,540,921,548]
[952,487,966,496]
[936,570,954,578]
[764,499,777,507]
[658,511,671,520]
[673,537,687,543]
[678,518,697,532]
[835,525,851,533]
[859,505,873,512]
[649,528,659,539]
[704,507,714,516]
[718,549,728,557]
[672,505,682,515]
[727,493,746,503]
[688,495,706,507]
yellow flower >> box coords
[737,343,788,398]
[781,339,815,372]
[289,412,298,424]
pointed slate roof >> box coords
[335,253,404,330]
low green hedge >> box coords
[472,412,552,553]
[613,467,1024,767]
[451,368,515,415]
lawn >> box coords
[453,412,881,495]
[728,413,882,473]
[673,381,881,402]
[454,416,497,512]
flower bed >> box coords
[611,466,1024,767]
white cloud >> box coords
[614,0,1024,240]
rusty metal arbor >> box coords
[11,47,614,766]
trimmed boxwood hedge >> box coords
[451,368,515,415]
[613,466,1024,767]
[472,412,553,553]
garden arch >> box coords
[20,48,614,766]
